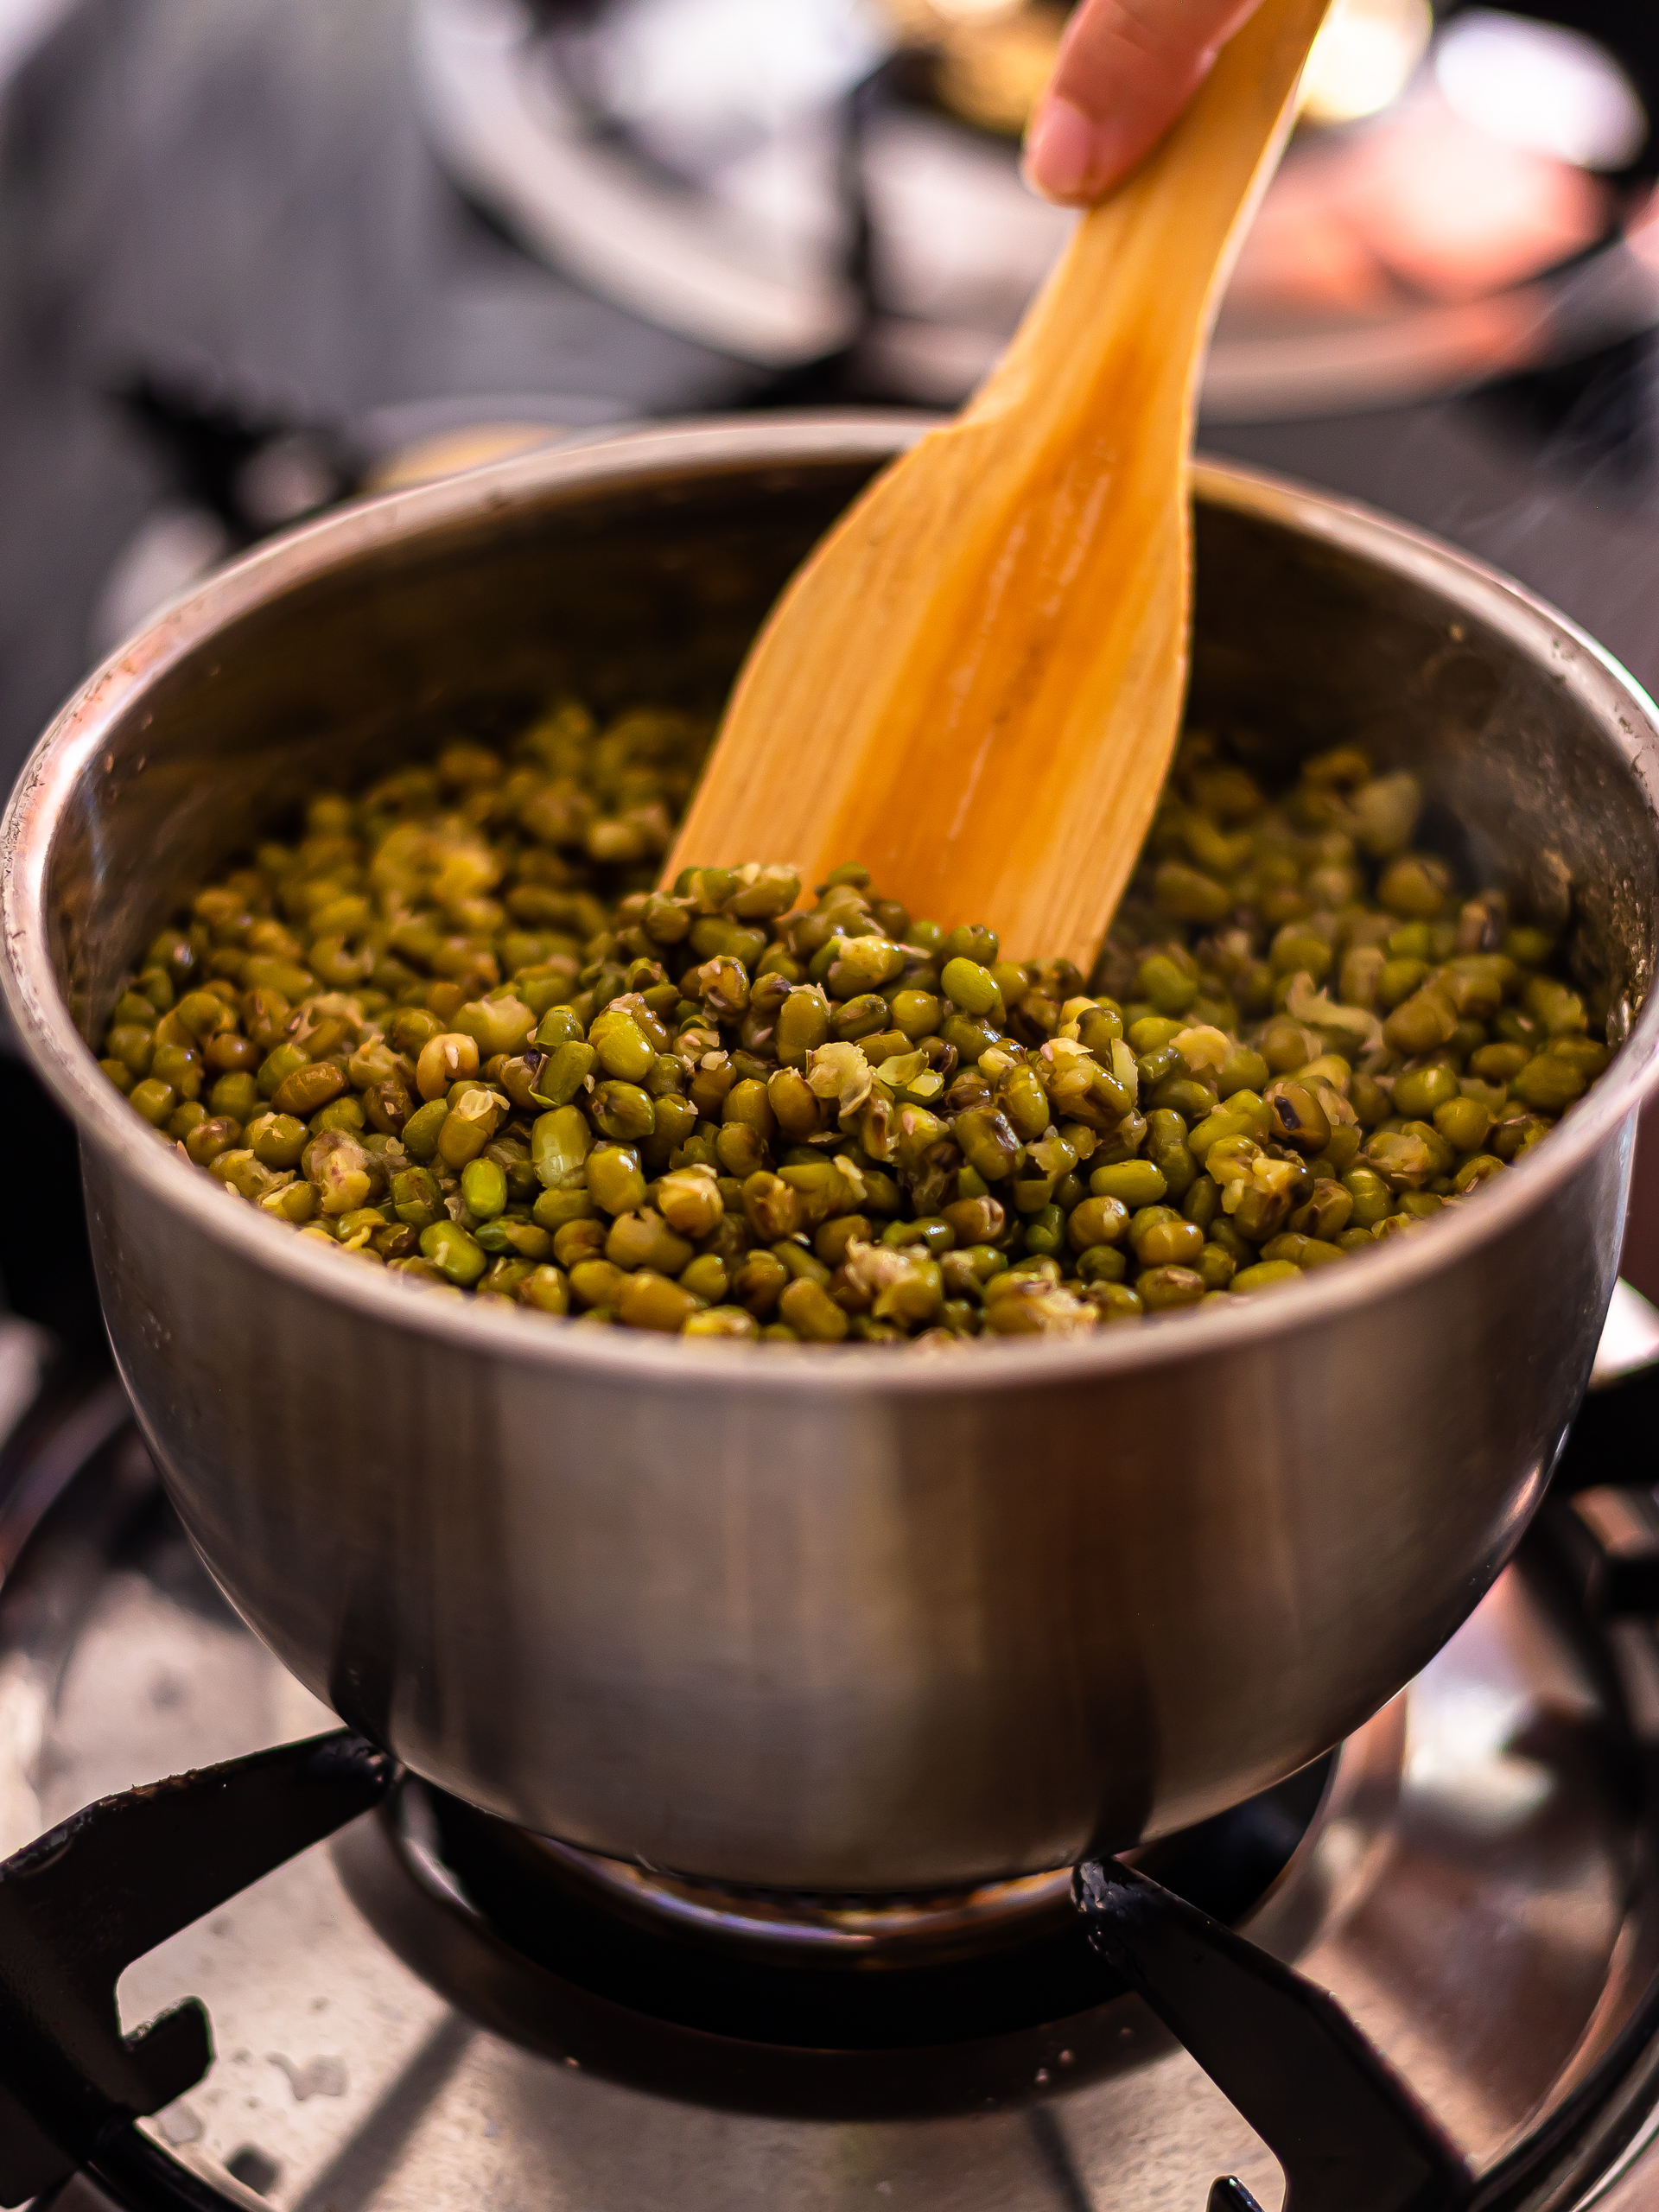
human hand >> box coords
[1022,0,1270,204]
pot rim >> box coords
[6,410,1659,1397]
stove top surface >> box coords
[4,1347,1659,2212]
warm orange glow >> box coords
[1230,86,1609,316]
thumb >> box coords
[1022,0,1269,205]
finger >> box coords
[1022,0,1268,205]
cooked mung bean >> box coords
[97,703,1616,1344]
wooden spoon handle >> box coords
[665,0,1328,962]
[970,0,1332,445]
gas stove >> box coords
[4,1322,1659,2212]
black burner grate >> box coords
[4,1363,1659,2211]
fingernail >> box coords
[1021,94,1100,203]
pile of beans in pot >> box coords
[95,702,1612,1344]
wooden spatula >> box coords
[664,0,1329,969]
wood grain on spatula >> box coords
[664,0,1329,970]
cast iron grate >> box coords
[2,1357,1659,2210]
[0,1723,1471,2212]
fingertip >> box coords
[1022,92,1166,205]
[1021,94,1104,205]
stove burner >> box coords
[0,1725,1439,2211]
[340,1749,1332,2089]
[514,1744,1331,1973]
[528,1833,1080,1966]
[7,1359,1659,2209]
[12,1701,1644,2212]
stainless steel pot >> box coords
[5,418,1659,1893]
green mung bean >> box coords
[99,709,1617,1344]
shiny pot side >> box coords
[5,419,1659,1891]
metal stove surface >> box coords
[9,1404,1659,2211]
